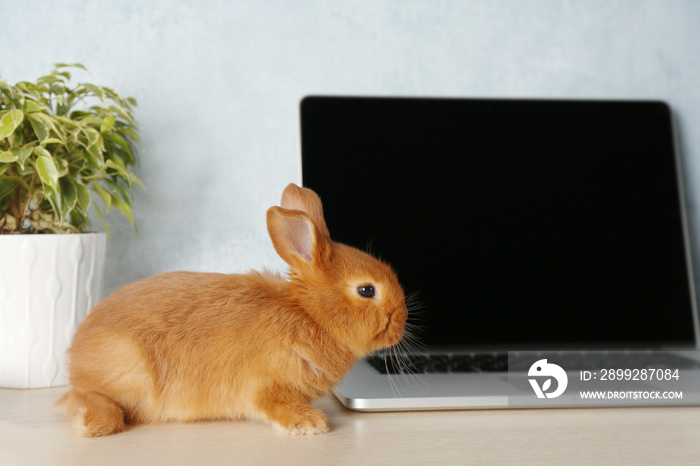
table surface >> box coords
[2,387,700,465]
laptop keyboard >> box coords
[366,353,509,374]
[365,351,700,375]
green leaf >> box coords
[40,138,64,146]
[0,79,12,95]
[108,105,136,126]
[32,112,66,142]
[54,115,80,130]
[17,145,34,169]
[26,113,49,141]
[23,99,45,113]
[75,181,90,209]
[105,178,132,204]
[0,176,25,199]
[50,83,66,95]
[85,145,104,167]
[81,147,100,169]
[33,146,52,158]
[103,159,131,184]
[55,70,71,81]
[35,155,59,190]
[7,147,31,169]
[112,197,135,226]
[56,157,70,177]
[104,133,135,164]
[37,75,62,86]
[43,185,62,221]
[130,171,146,191]
[56,102,71,117]
[54,63,88,72]
[69,206,89,231]
[15,82,39,100]
[0,109,24,140]
[91,202,110,238]
[100,115,115,133]
[79,116,104,126]
[68,110,91,120]
[81,83,105,101]
[92,182,112,211]
[82,127,100,148]
[59,177,78,218]
[0,151,18,163]
[120,126,141,144]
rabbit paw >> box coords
[257,396,329,435]
[283,406,329,435]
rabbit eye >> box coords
[357,285,375,298]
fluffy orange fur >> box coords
[59,183,407,437]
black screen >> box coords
[300,96,696,349]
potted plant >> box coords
[0,63,141,388]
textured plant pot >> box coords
[0,233,106,388]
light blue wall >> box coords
[3,0,700,296]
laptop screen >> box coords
[300,96,697,349]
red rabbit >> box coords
[59,183,407,437]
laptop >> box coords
[299,96,700,410]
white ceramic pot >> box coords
[0,233,106,388]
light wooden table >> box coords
[2,387,700,465]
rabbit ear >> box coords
[279,184,331,241]
[267,206,331,269]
